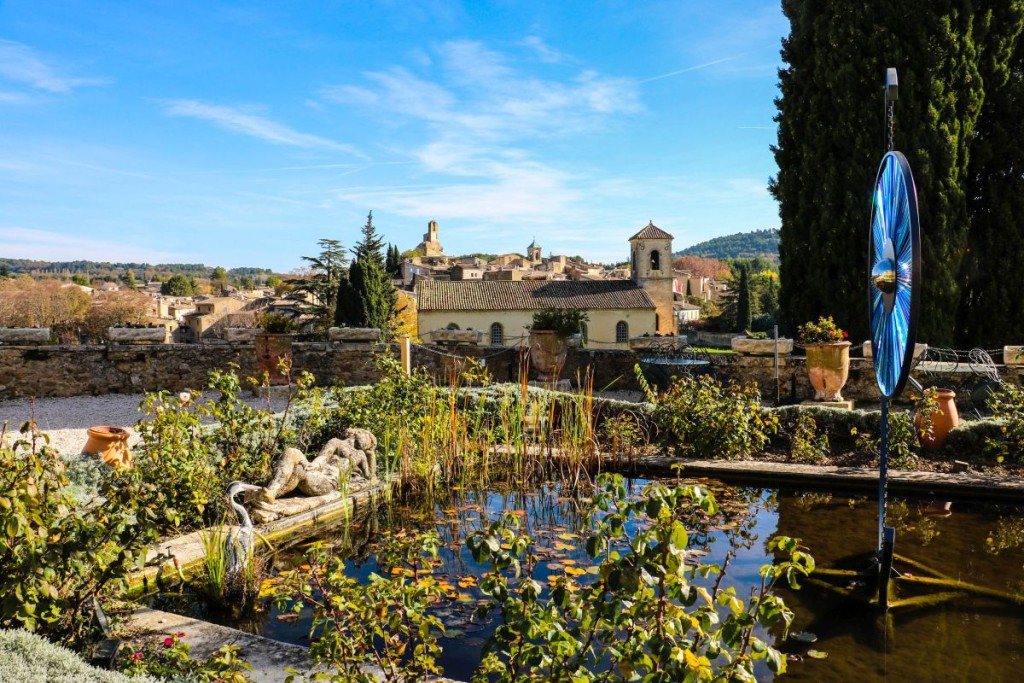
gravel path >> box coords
[0,387,643,458]
[0,392,291,457]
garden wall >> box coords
[0,342,1019,402]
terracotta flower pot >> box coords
[916,389,959,449]
[82,426,132,468]
[255,333,293,385]
[529,330,568,381]
[804,341,851,401]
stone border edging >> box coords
[624,457,1024,501]
[125,476,397,597]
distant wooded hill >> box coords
[675,229,779,261]
[0,258,273,281]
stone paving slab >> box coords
[627,457,1024,500]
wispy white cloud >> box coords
[0,226,187,262]
[519,36,567,64]
[0,90,33,104]
[161,100,365,157]
[0,40,108,93]
[317,38,644,227]
[321,40,639,142]
[639,56,740,83]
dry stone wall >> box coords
[0,342,1019,402]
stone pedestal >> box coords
[801,399,855,410]
[528,379,572,392]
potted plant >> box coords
[798,316,851,402]
[255,312,296,385]
[914,386,959,450]
[528,307,588,381]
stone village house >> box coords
[416,223,676,349]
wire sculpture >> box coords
[636,339,718,390]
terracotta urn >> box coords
[804,341,851,401]
[82,426,132,468]
[255,332,293,385]
[916,388,959,450]
[529,330,568,381]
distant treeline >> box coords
[675,229,779,261]
[0,258,274,281]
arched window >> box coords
[615,321,629,343]
[446,322,460,330]
[650,249,660,271]
[580,322,589,345]
[490,322,504,345]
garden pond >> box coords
[152,476,1024,682]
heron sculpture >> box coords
[225,481,261,581]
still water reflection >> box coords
[198,479,1024,682]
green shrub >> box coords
[987,382,1024,463]
[788,413,829,464]
[123,365,323,534]
[119,632,253,682]
[851,410,919,470]
[640,368,777,459]
[0,423,158,642]
[274,531,445,682]
[529,307,588,336]
[258,311,296,333]
[467,474,813,682]
[0,629,164,683]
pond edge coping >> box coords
[123,475,398,598]
[624,457,1024,501]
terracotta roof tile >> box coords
[416,280,655,312]
[629,221,674,241]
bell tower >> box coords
[629,221,674,335]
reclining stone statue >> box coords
[259,427,378,504]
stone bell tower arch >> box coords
[629,221,674,335]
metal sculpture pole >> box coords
[869,67,921,610]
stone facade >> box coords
[0,343,1019,401]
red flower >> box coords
[163,637,175,647]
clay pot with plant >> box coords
[255,312,296,385]
[915,386,959,449]
[798,316,851,402]
[528,307,588,381]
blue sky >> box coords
[0,1,787,272]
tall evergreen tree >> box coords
[385,244,402,278]
[295,239,348,327]
[334,212,398,332]
[736,266,752,333]
[958,8,1024,346]
[771,2,1020,345]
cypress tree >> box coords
[334,212,398,332]
[385,244,402,278]
[958,8,1024,346]
[771,1,1017,345]
[736,267,752,333]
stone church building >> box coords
[416,222,675,349]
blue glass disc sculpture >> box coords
[869,151,921,398]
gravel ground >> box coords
[0,391,291,457]
[0,387,643,458]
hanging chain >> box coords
[887,100,895,152]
